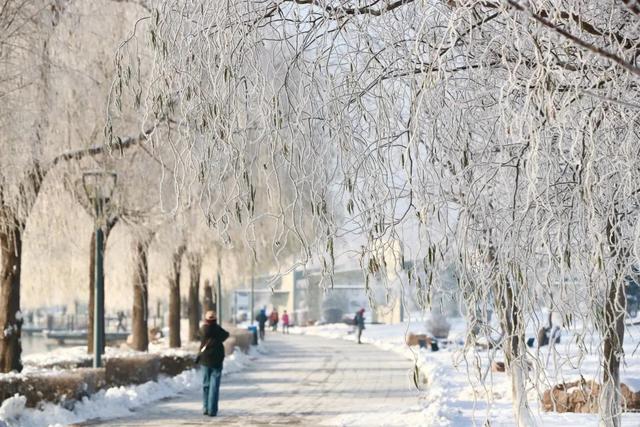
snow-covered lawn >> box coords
[0,345,265,427]
[4,320,640,426]
[289,319,640,426]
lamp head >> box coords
[82,171,117,201]
[82,171,117,217]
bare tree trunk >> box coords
[203,279,214,312]
[0,224,23,373]
[499,282,536,427]
[600,217,626,427]
[168,244,185,348]
[488,239,536,427]
[600,279,626,427]
[131,238,150,351]
[187,253,202,342]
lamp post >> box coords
[82,171,117,368]
[250,262,255,325]
[216,271,222,323]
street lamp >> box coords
[217,271,222,324]
[250,261,255,326]
[82,171,117,368]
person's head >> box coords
[359,308,365,314]
[205,310,217,322]
[283,310,287,314]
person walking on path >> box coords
[197,310,229,417]
[116,311,126,332]
[355,308,366,344]
[269,308,279,332]
[281,310,290,334]
[257,308,268,340]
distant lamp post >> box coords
[82,171,117,368]
[216,271,222,324]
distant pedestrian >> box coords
[116,311,126,332]
[269,308,279,332]
[257,308,268,340]
[197,310,229,417]
[355,308,366,344]
[281,310,290,334]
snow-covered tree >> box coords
[112,1,640,425]
[0,0,152,372]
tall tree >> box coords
[131,230,152,351]
[0,0,150,372]
[187,251,202,342]
[203,279,214,313]
[167,242,186,348]
[114,1,640,425]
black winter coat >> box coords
[355,313,365,329]
[198,321,230,369]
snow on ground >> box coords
[0,345,265,427]
[4,320,640,426]
[290,319,640,426]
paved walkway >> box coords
[87,333,421,426]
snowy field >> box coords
[290,319,640,426]
[0,344,266,427]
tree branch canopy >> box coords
[50,125,156,169]
[285,0,416,16]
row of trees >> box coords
[0,0,160,372]
[0,0,310,373]
[111,1,640,426]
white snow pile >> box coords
[290,320,640,427]
[0,346,261,427]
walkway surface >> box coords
[85,333,422,426]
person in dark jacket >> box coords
[198,310,229,417]
[355,308,366,344]
[257,308,268,340]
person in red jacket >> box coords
[197,310,229,416]
[281,310,290,334]
[269,309,279,332]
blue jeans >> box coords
[202,367,222,416]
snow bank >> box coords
[0,346,262,427]
[290,321,640,426]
